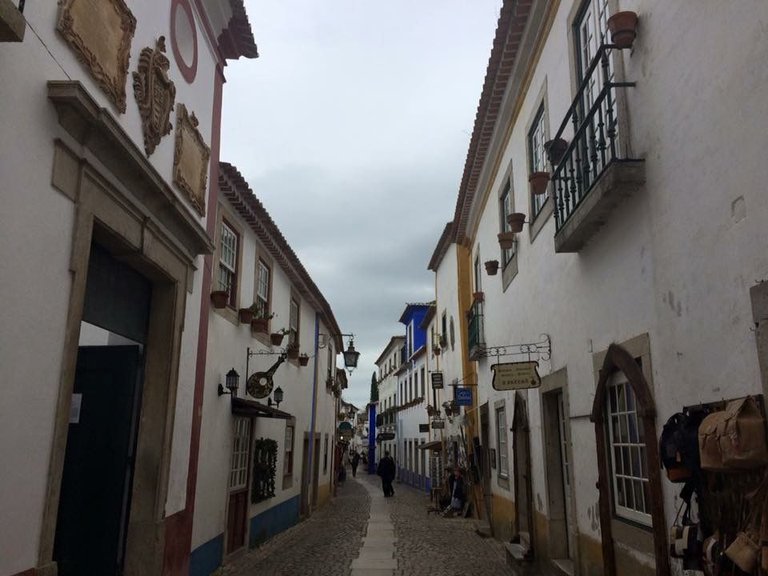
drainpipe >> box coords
[307,313,320,511]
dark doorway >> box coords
[512,393,534,553]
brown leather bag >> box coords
[699,396,768,471]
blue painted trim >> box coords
[249,495,301,548]
[189,533,223,576]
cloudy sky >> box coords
[221,1,501,408]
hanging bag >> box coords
[669,499,701,569]
[725,473,768,573]
[699,396,768,471]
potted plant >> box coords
[286,342,300,359]
[529,171,550,195]
[210,289,229,309]
[607,11,638,49]
[270,328,288,346]
[432,345,441,356]
[299,353,310,367]
[250,311,274,334]
[507,212,527,233]
[473,291,484,303]
[484,260,499,276]
[498,231,516,250]
[545,138,569,165]
[238,303,259,324]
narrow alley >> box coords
[222,472,514,576]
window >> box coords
[229,417,250,490]
[218,221,238,307]
[606,373,651,525]
[283,424,294,477]
[289,297,300,347]
[499,182,515,266]
[441,312,447,347]
[496,407,509,477]
[474,255,482,293]
[256,260,270,319]
[528,104,548,218]
[323,434,328,473]
[420,367,425,398]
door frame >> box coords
[511,392,534,550]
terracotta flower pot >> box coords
[270,332,285,346]
[473,291,484,303]
[529,171,550,195]
[506,212,526,233]
[210,290,228,309]
[545,138,569,165]
[484,260,499,276]
[251,317,269,334]
[498,231,516,250]
[287,345,300,360]
[299,354,309,367]
[433,346,441,356]
[607,11,638,49]
[238,308,254,324]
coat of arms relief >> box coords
[132,37,176,156]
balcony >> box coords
[0,0,25,42]
[467,300,485,361]
[551,45,644,253]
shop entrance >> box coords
[53,244,151,576]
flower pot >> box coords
[270,332,285,346]
[299,354,309,367]
[529,171,550,195]
[498,231,516,250]
[506,212,526,233]
[473,291,484,303]
[544,138,569,165]
[432,346,441,356]
[286,345,300,360]
[484,260,499,276]
[251,317,269,334]
[238,308,255,324]
[607,11,638,49]
[210,290,228,309]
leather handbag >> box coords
[725,529,759,573]
[699,396,768,471]
[669,500,701,569]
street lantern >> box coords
[218,368,240,396]
[342,339,360,372]
[273,386,284,408]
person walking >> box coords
[350,450,361,477]
[446,468,465,516]
[377,451,396,497]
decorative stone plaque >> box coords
[132,37,176,156]
[173,104,210,217]
[57,0,136,113]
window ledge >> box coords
[0,0,25,42]
[554,160,645,253]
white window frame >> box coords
[283,424,294,477]
[289,297,300,347]
[496,407,509,478]
[256,260,270,318]
[606,373,651,526]
[528,104,548,217]
[500,182,515,266]
[229,417,250,491]
[218,221,238,306]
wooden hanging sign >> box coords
[491,361,541,390]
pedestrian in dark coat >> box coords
[351,450,361,477]
[377,451,396,497]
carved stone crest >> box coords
[57,0,136,113]
[173,104,210,217]
[132,37,176,156]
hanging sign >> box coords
[455,387,473,406]
[419,423,430,433]
[491,361,541,390]
[431,419,445,430]
[431,372,444,389]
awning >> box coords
[232,397,293,420]
[338,421,353,431]
[417,440,443,451]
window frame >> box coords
[218,219,239,308]
[255,259,271,320]
[283,423,295,490]
[289,296,300,348]
[496,406,509,478]
[229,417,251,491]
[528,103,549,219]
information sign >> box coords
[491,361,542,391]
[431,372,444,389]
[455,387,473,406]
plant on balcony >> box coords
[507,212,527,233]
[270,328,288,346]
[607,11,638,49]
[210,290,229,309]
[473,291,484,303]
[250,311,274,334]
[299,353,310,367]
[498,231,516,250]
[238,302,262,324]
[286,342,300,359]
[545,138,569,165]
[484,260,499,276]
[529,171,550,195]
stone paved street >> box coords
[223,470,516,576]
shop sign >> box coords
[378,432,395,441]
[491,361,541,391]
[419,423,430,433]
[431,371,444,389]
[456,387,472,406]
[431,419,445,429]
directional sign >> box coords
[431,372,444,389]
[491,361,541,391]
[455,387,473,406]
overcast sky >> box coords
[221,1,501,408]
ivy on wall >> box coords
[252,438,277,503]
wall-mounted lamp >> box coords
[267,385,284,409]
[320,332,361,375]
[218,368,240,396]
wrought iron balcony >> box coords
[551,44,645,253]
[467,300,485,361]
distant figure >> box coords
[448,468,465,513]
[377,451,396,497]
[351,450,361,477]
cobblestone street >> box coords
[223,471,514,576]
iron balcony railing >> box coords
[467,300,485,356]
[551,44,641,231]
